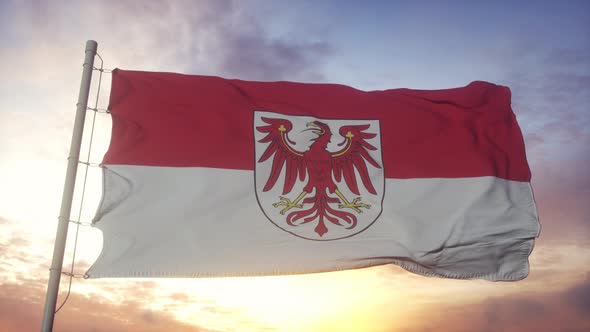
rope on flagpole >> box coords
[86,107,110,114]
[92,66,112,73]
[54,52,112,314]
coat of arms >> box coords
[254,111,384,240]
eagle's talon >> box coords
[272,193,306,214]
[337,196,370,214]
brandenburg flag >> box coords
[87,69,540,281]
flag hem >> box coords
[86,237,536,281]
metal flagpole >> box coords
[40,40,98,332]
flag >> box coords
[87,69,540,281]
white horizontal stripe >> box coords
[87,166,539,280]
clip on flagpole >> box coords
[40,40,98,332]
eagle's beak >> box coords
[304,122,325,135]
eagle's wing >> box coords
[331,124,381,195]
[257,117,307,194]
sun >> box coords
[136,268,410,332]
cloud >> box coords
[482,298,548,331]
[0,232,41,272]
[1,0,332,82]
[543,48,590,67]
[0,281,212,332]
[404,277,590,332]
[93,0,333,81]
[220,36,332,81]
[564,275,590,315]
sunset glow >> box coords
[1,1,589,331]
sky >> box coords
[0,0,589,331]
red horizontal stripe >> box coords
[104,69,531,181]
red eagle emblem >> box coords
[254,112,383,239]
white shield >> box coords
[254,111,384,241]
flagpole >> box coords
[40,40,98,332]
